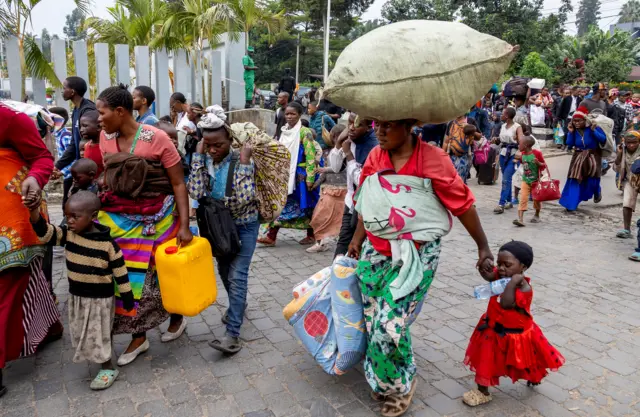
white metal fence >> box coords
[2,32,247,115]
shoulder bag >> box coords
[196,153,241,258]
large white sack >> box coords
[323,20,517,123]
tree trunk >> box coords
[18,37,27,101]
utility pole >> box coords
[295,34,300,85]
[323,0,331,82]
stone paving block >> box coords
[137,400,171,417]
[33,377,64,400]
[35,392,70,417]
[522,393,578,417]
[163,382,197,406]
[594,357,636,376]
[336,401,377,417]
[263,390,301,417]
[251,373,285,396]
[219,372,251,394]
[263,328,293,344]
[318,381,359,408]
[206,395,243,417]
[245,411,277,417]
[186,322,211,337]
[309,397,339,417]
[534,382,569,403]
[252,317,277,331]
[258,350,287,368]
[234,387,267,414]
[424,392,466,415]
[102,397,136,417]
[544,372,580,390]
[432,378,468,399]
[286,378,321,402]
[411,407,442,417]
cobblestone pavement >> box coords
[2,180,640,417]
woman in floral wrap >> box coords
[347,119,494,417]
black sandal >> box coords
[209,335,242,354]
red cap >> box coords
[165,246,178,254]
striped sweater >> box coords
[32,217,134,306]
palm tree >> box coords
[619,0,640,24]
[0,0,89,98]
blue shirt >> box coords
[136,109,159,126]
[55,127,73,179]
[309,111,335,149]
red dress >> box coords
[464,278,564,386]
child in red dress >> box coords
[463,241,564,407]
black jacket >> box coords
[557,95,582,121]
[55,98,96,170]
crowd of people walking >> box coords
[3,74,639,417]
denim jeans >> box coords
[217,220,259,338]
[499,154,516,206]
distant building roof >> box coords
[628,66,640,81]
[611,22,640,38]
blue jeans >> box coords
[499,154,516,206]
[217,220,259,338]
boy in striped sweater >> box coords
[28,191,134,390]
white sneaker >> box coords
[161,318,187,342]
[306,242,329,253]
[116,339,149,366]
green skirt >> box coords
[357,238,441,396]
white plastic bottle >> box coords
[474,278,511,300]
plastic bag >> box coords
[283,256,366,375]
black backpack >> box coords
[196,153,241,258]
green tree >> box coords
[520,52,553,80]
[458,0,572,71]
[619,0,640,23]
[576,0,601,37]
[64,8,87,40]
[347,18,385,40]
[585,49,634,82]
[0,0,90,98]
[381,0,454,22]
[40,28,59,61]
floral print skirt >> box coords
[356,239,441,396]
[69,295,115,364]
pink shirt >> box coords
[99,124,181,169]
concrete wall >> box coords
[227,108,276,136]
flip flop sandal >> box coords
[512,219,526,227]
[380,379,417,417]
[462,389,492,407]
[530,217,540,223]
[298,236,315,245]
[617,229,632,238]
[209,335,242,354]
[629,252,640,262]
[494,206,505,214]
[90,369,119,390]
[257,237,276,247]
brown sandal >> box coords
[257,236,276,247]
[462,389,493,407]
[380,379,417,417]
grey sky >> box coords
[31,0,624,38]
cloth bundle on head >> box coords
[500,241,534,268]
[198,105,227,130]
[572,106,589,120]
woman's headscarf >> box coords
[572,106,589,120]
[499,241,534,268]
[198,105,227,130]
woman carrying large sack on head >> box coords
[346,119,494,416]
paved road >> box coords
[2,180,639,417]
